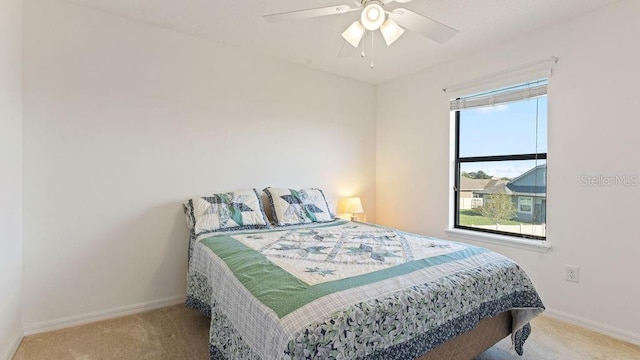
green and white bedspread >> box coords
[186,220,544,359]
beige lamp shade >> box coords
[344,197,364,221]
[342,21,366,48]
[380,19,404,46]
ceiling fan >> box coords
[264,0,459,50]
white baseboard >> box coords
[23,295,186,336]
[2,331,23,360]
[543,308,640,346]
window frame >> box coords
[452,89,547,241]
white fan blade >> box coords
[389,8,458,44]
[264,5,359,23]
[383,0,414,4]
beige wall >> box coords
[22,0,376,331]
[376,0,640,344]
[0,0,23,357]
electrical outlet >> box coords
[566,265,579,283]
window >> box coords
[452,80,547,240]
[518,197,533,213]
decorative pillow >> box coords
[183,188,269,237]
[263,187,336,226]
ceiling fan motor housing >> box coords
[361,0,386,31]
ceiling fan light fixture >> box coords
[380,19,405,46]
[361,3,385,31]
[342,21,366,48]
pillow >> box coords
[263,187,336,226]
[183,188,269,237]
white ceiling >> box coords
[62,0,618,84]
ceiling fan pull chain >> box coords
[371,31,375,69]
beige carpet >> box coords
[14,305,210,360]
[13,305,640,360]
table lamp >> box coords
[344,197,364,221]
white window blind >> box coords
[450,80,547,111]
[443,56,557,97]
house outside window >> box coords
[452,79,547,240]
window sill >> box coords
[445,228,551,253]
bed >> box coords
[183,188,544,359]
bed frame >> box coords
[418,311,512,360]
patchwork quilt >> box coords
[186,220,544,359]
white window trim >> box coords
[445,228,551,253]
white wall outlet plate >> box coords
[566,265,580,283]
